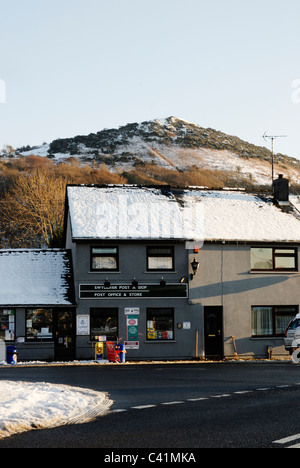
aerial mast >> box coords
[262,132,287,189]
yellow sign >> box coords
[95,342,104,362]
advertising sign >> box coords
[95,342,104,362]
[77,315,90,336]
[106,341,117,362]
[127,316,138,341]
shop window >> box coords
[251,247,298,271]
[90,308,118,341]
[251,306,297,337]
[0,309,15,341]
[147,246,174,271]
[91,247,119,271]
[26,309,53,341]
[147,308,174,341]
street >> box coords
[0,362,300,449]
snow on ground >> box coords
[0,380,112,439]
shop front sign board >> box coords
[79,283,187,299]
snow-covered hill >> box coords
[17,117,300,187]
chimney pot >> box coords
[273,175,289,204]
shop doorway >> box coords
[54,309,76,361]
[204,306,224,359]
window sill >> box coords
[249,271,299,275]
[144,271,178,274]
[88,271,122,274]
[24,341,54,344]
[144,340,176,344]
[250,337,283,340]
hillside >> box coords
[15,116,300,189]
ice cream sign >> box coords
[126,316,138,341]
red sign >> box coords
[106,341,118,362]
[128,319,137,326]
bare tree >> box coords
[0,171,67,248]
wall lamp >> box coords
[190,257,200,280]
[160,277,166,287]
[104,279,111,288]
[132,279,138,288]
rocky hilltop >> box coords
[17,117,300,188]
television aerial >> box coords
[262,132,287,188]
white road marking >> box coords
[211,394,231,398]
[273,434,300,444]
[234,391,253,394]
[111,383,300,417]
[161,401,184,405]
[187,397,209,401]
[131,405,157,410]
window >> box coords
[251,306,297,337]
[26,309,53,341]
[0,309,15,341]
[91,247,119,271]
[251,247,297,271]
[90,308,118,341]
[147,308,174,341]
[147,246,174,271]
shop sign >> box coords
[125,341,139,350]
[124,307,140,315]
[183,322,191,330]
[77,314,90,335]
[79,283,187,299]
[127,316,138,341]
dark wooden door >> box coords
[204,306,223,359]
[54,309,76,361]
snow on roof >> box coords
[67,185,300,243]
[185,190,300,243]
[291,195,300,212]
[0,250,75,306]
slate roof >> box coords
[0,250,75,307]
[66,185,300,243]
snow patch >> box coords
[0,381,112,439]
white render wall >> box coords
[189,244,300,357]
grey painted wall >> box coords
[73,240,200,360]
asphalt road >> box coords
[0,361,300,450]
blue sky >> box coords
[1,0,300,159]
